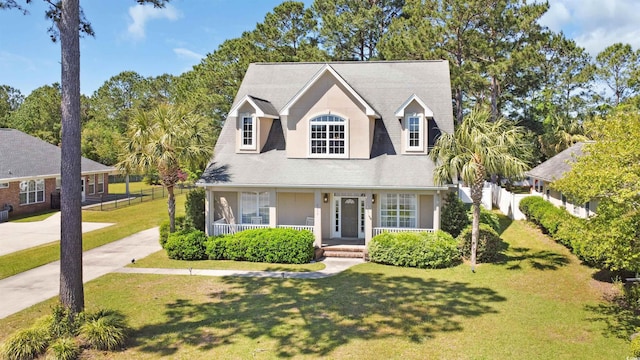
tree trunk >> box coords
[168,185,176,233]
[469,175,484,272]
[455,87,464,125]
[59,0,84,313]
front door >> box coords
[340,198,358,238]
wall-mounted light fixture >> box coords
[323,193,329,203]
[372,194,376,204]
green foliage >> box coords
[441,192,470,237]
[46,337,80,360]
[457,224,503,263]
[6,83,62,145]
[185,188,205,232]
[368,231,460,269]
[205,228,315,264]
[631,334,640,357]
[468,207,501,233]
[47,305,83,339]
[165,230,208,261]
[0,324,50,360]
[80,310,129,351]
[159,215,186,248]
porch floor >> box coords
[321,238,365,247]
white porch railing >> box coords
[212,223,314,236]
[373,227,435,236]
[277,225,315,232]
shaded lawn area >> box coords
[0,194,185,279]
[108,181,160,194]
[0,216,632,359]
[129,250,326,272]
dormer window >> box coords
[309,114,348,157]
[407,115,423,151]
[241,115,256,150]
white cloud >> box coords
[127,4,180,40]
[540,0,640,55]
[173,48,204,61]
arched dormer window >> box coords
[309,114,348,157]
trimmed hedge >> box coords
[368,231,460,269]
[519,196,569,236]
[205,228,315,264]
[165,230,208,260]
[457,224,503,263]
[159,216,187,249]
[471,207,501,233]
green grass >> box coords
[0,214,634,359]
[108,181,159,194]
[9,210,58,223]
[0,194,185,280]
[129,250,326,272]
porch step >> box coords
[321,246,366,259]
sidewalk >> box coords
[0,227,363,319]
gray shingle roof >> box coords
[200,61,454,189]
[0,129,114,182]
[526,142,588,182]
[249,96,279,118]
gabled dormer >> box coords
[279,64,379,159]
[395,94,434,155]
[229,95,279,153]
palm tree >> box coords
[430,108,530,271]
[117,104,213,233]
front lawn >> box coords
[129,250,326,272]
[0,194,186,279]
[0,216,632,359]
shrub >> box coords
[441,192,470,237]
[467,206,501,233]
[185,188,206,232]
[165,229,208,260]
[368,230,460,269]
[457,224,503,263]
[80,310,129,351]
[47,305,82,339]
[47,337,80,360]
[205,228,315,264]
[519,196,569,236]
[631,335,640,357]
[0,325,50,360]
[159,215,187,249]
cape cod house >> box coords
[198,61,455,247]
[0,128,114,219]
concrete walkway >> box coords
[0,226,364,319]
[0,212,113,256]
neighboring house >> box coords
[0,128,115,218]
[198,61,455,247]
[526,142,596,218]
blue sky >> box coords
[0,0,638,96]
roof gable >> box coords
[394,94,434,118]
[526,142,588,182]
[228,95,279,118]
[279,64,379,117]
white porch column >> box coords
[434,190,441,231]
[205,188,214,236]
[365,191,373,245]
[313,190,322,247]
[269,189,277,228]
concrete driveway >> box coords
[0,212,113,256]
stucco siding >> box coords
[420,194,434,229]
[277,192,314,225]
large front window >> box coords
[241,192,269,224]
[380,193,417,228]
[241,115,256,150]
[19,179,44,205]
[310,114,346,156]
[87,175,95,194]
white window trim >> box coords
[87,175,96,195]
[405,114,424,151]
[239,191,270,224]
[97,174,105,193]
[0,182,8,189]
[19,179,45,205]
[240,114,257,150]
[308,114,349,159]
[378,193,418,228]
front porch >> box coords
[204,188,443,247]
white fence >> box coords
[212,223,314,236]
[458,182,492,209]
[490,183,540,220]
[373,227,435,236]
